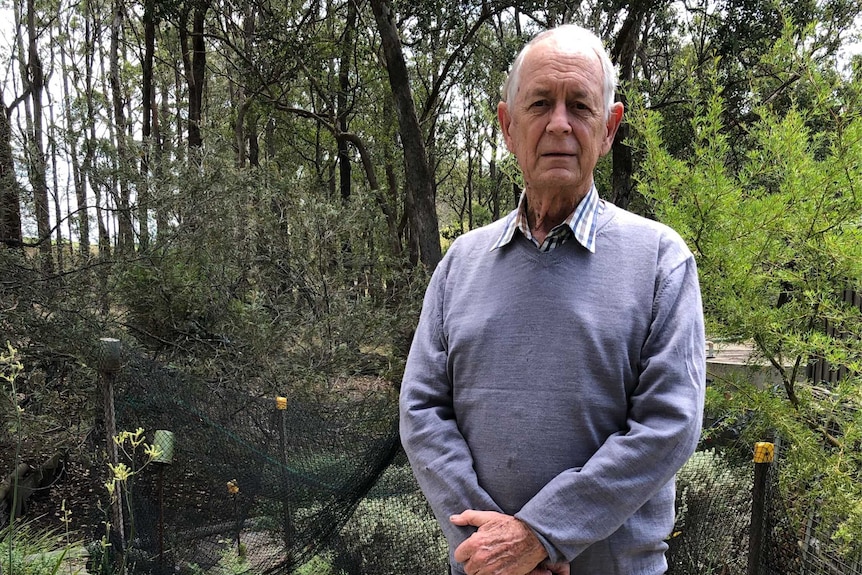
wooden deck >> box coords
[705,341,787,388]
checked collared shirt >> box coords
[490,184,604,253]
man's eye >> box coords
[531,100,548,108]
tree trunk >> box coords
[0,453,65,523]
[83,6,110,260]
[110,0,134,252]
[174,64,185,165]
[369,0,441,270]
[247,113,259,168]
[59,35,88,256]
[231,8,249,169]
[83,24,96,253]
[180,0,209,157]
[489,122,500,220]
[235,97,250,168]
[611,0,658,210]
[27,0,53,272]
[98,54,117,258]
[47,76,65,271]
[155,80,170,240]
[0,96,22,248]
[377,139,402,257]
[139,0,157,251]
[337,0,356,203]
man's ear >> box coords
[497,101,515,153]
[602,102,624,155]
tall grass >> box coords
[0,519,83,575]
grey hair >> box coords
[501,24,618,119]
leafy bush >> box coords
[629,20,862,549]
[293,552,341,575]
[337,463,447,575]
[670,449,752,574]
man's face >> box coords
[498,39,623,202]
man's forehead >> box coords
[522,82,594,99]
[525,36,601,69]
[517,42,603,94]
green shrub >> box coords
[338,464,448,575]
[293,552,340,575]
[670,450,753,574]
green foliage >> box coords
[176,544,340,575]
[337,463,448,575]
[209,546,252,575]
[629,22,862,549]
[110,160,424,393]
[172,544,255,575]
[0,520,82,575]
[672,450,752,574]
[293,552,341,575]
[439,201,495,250]
[5,1,862,571]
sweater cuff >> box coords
[515,514,568,564]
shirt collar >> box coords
[491,184,603,253]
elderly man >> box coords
[399,24,705,575]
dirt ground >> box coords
[1,438,104,543]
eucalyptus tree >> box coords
[567,0,862,211]
[337,0,357,201]
[204,0,406,266]
[83,0,113,258]
[179,0,210,155]
[0,90,24,248]
[432,21,517,233]
[138,0,157,249]
[108,0,135,252]
[370,0,441,268]
[145,16,189,241]
[13,0,53,270]
[58,14,89,257]
[209,0,352,180]
[369,0,559,269]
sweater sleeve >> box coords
[399,259,504,552]
[514,252,706,563]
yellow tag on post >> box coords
[753,442,774,463]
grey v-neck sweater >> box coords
[400,201,705,575]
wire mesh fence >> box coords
[85,351,862,575]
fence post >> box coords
[152,429,175,569]
[747,441,775,575]
[98,337,126,552]
[276,396,295,552]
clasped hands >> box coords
[451,510,570,575]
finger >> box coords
[453,543,468,563]
[543,562,570,575]
[449,509,500,527]
[453,534,476,564]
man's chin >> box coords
[529,172,586,194]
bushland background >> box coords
[2,0,862,568]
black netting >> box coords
[108,354,407,574]
[666,438,806,575]
[90,353,861,575]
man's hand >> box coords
[527,561,570,575]
[451,510,551,575]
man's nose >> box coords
[546,102,572,134]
